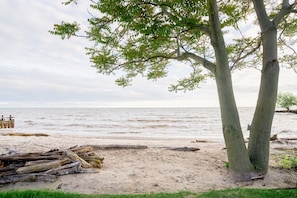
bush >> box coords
[277,155,297,170]
[277,92,297,110]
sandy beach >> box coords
[0,133,297,194]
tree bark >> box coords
[248,26,279,174]
[208,0,255,181]
[248,0,280,174]
[215,70,255,181]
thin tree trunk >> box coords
[248,27,279,174]
[208,0,255,181]
[248,0,281,174]
[215,71,255,181]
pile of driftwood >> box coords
[0,146,104,185]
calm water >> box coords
[0,108,296,139]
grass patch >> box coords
[198,188,297,198]
[0,190,193,198]
[0,188,297,198]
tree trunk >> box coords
[248,26,279,174]
[215,70,255,181]
[208,0,255,181]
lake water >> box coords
[0,107,296,140]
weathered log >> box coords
[0,163,25,177]
[270,134,297,143]
[45,162,80,175]
[251,175,265,180]
[65,149,92,168]
[56,166,80,176]
[1,132,49,137]
[25,160,56,166]
[0,146,104,185]
[0,170,17,177]
[78,167,100,174]
[275,109,297,114]
[86,144,148,150]
[0,173,57,184]
[0,153,60,162]
[168,147,200,152]
[84,156,104,168]
[16,158,70,174]
[70,146,93,154]
[285,138,297,141]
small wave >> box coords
[110,131,142,134]
[146,124,170,128]
[43,123,56,127]
[24,120,36,125]
[128,119,182,123]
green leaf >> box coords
[49,21,80,39]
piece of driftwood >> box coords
[0,146,104,185]
[25,160,55,166]
[16,158,70,174]
[0,174,57,184]
[251,175,265,180]
[70,146,93,154]
[0,153,60,162]
[65,149,92,168]
[1,132,49,137]
[274,147,297,151]
[275,110,297,114]
[168,147,200,152]
[86,144,148,150]
[45,162,80,176]
[270,134,297,143]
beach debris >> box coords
[191,139,210,143]
[85,144,148,150]
[270,133,297,144]
[167,147,200,152]
[0,132,49,137]
[0,145,104,185]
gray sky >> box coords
[0,1,296,108]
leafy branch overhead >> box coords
[50,0,297,91]
[49,1,246,90]
[49,21,80,39]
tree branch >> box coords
[273,0,297,26]
[139,1,210,36]
[173,52,216,74]
[230,37,262,71]
[252,0,271,31]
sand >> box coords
[0,133,297,194]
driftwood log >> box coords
[1,132,49,137]
[0,146,103,185]
[275,109,297,114]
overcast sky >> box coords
[0,1,296,108]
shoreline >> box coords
[1,133,297,194]
[0,132,227,154]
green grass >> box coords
[0,190,192,198]
[0,188,297,198]
[198,188,297,198]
